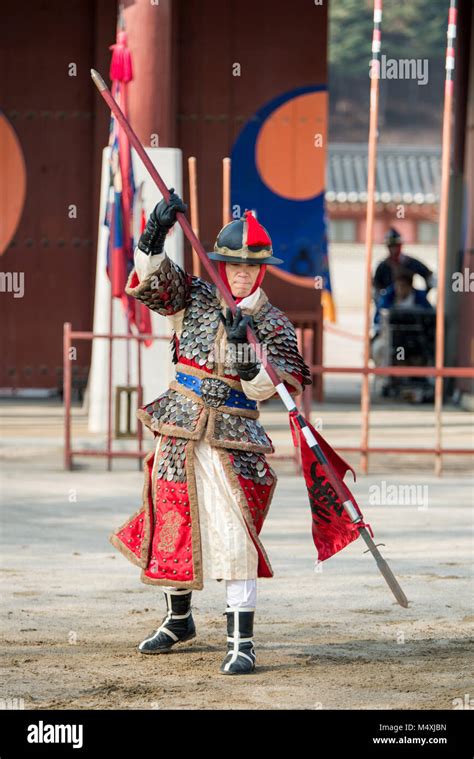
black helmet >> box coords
[384,227,402,245]
[208,210,283,265]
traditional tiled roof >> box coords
[326,143,441,205]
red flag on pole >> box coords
[106,24,152,345]
[289,411,373,562]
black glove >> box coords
[137,188,187,256]
[219,307,260,381]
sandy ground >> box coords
[1,396,473,710]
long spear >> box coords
[91,68,409,608]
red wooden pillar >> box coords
[123,0,176,148]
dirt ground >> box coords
[1,400,473,710]
[5,617,472,711]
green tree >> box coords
[329,0,447,80]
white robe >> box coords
[135,249,277,580]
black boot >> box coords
[138,588,196,654]
[219,607,256,675]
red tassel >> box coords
[244,210,271,247]
[289,411,300,448]
[109,31,133,83]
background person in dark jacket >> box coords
[373,228,435,304]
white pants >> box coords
[225,579,257,609]
[163,579,257,609]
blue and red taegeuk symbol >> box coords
[231,85,331,285]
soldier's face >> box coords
[225,262,260,297]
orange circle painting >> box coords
[255,91,327,201]
[230,85,330,284]
[0,114,27,256]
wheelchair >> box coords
[376,307,436,403]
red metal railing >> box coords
[310,363,474,473]
[63,323,168,470]
[63,322,313,471]
[64,323,473,475]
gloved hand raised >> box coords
[137,188,187,256]
[219,307,260,381]
[152,188,187,229]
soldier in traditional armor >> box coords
[110,191,312,674]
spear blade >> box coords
[358,525,409,608]
[91,68,107,92]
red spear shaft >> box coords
[91,68,409,608]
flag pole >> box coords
[188,156,201,277]
[361,0,383,476]
[435,0,458,476]
[107,187,115,471]
[91,68,408,607]
[222,157,231,226]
